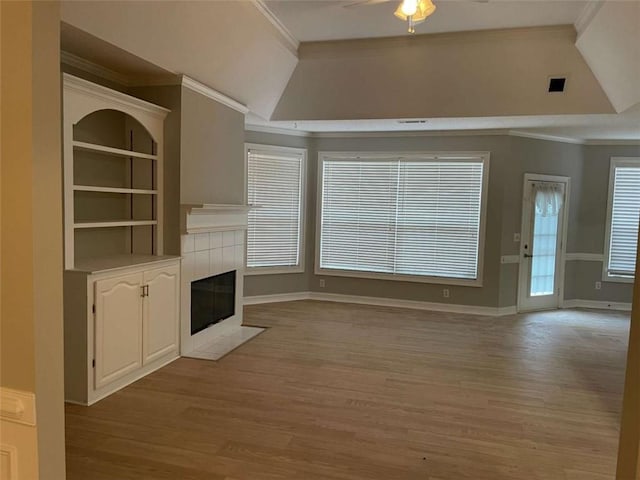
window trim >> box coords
[314,151,491,287]
[244,143,307,276]
[603,156,640,284]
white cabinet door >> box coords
[94,272,144,389]
[142,264,179,364]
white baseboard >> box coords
[243,291,311,305]
[244,292,633,315]
[244,291,517,316]
[562,299,632,312]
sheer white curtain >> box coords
[530,182,563,296]
[534,183,563,217]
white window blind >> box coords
[607,161,640,278]
[246,148,304,270]
[319,155,486,282]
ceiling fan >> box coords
[344,0,487,34]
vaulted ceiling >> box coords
[60,0,640,140]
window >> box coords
[317,152,489,286]
[604,157,640,282]
[245,144,305,274]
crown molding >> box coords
[584,139,640,146]
[63,73,170,118]
[245,123,311,137]
[61,51,131,87]
[181,76,249,114]
[312,129,508,139]
[575,1,605,36]
[244,124,640,145]
[251,0,299,54]
[509,130,585,145]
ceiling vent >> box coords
[548,77,567,93]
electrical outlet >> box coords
[319,279,325,288]
[443,288,450,298]
[513,233,521,242]
[595,281,602,290]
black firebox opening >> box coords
[191,270,236,335]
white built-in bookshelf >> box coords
[63,74,170,270]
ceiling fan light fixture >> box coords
[394,0,436,33]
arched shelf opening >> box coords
[74,108,157,156]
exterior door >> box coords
[142,264,180,364]
[518,175,568,312]
[94,272,144,389]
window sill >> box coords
[245,266,305,276]
[315,267,482,287]
[603,275,635,284]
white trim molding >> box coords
[243,291,311,305]
[508,130,585,145]
[0,389,36,427]
[244,291,518,317]
[243,124,640,145]
[313,129,507,139]
[245,123,311,138]
[562,299,632,312]
[584,139,640,146]
[181,76,249,114]
[565,252,605,262]
[251,0,299,53]
[501,255,520,264]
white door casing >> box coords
[94,272,144,389]
[517,174,570,312]
[143,264,180,364]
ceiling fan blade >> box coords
[342,0,392,8]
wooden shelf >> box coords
[73,185,158,195]
[74,220,158,229]
[73,141,158,161]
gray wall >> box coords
[566,144,640,303]
[243,131,638,308]
[180,87,245,205]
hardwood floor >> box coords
[65,301,630,480]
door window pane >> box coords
[530,210,559,296]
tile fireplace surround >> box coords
[180,204,259,358]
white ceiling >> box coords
[264,0,589,42]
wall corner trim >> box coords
[574,0,605,36]
[243,292,517,317]
[0,388,36,427]
[181,75,249,114]
[251,0,300,53]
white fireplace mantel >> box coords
[180,204,252,234]
[179,203,253,358]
